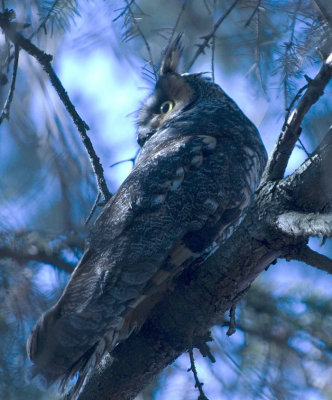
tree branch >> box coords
[188,343,210,400]
[0,246,75,273]
[281,126,332,213]
[276,212,332,238]
[125,0,157,79]
[0,43,19,124]
[0,10,112,203]
[186,0,240,71]
[259,55,332,187]
[285,244,332,274]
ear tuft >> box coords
[159,33,183,75]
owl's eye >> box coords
[160,100,174,114]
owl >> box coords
[27,36,267,397]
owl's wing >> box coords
[27,132,241,392]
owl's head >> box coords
[137,35,224,147]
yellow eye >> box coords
[160,100,174,114]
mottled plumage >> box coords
[27,36,267,397]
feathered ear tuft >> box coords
[159,33,183,75]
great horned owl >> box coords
[27,36,267,396]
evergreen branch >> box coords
[167,0,188,46]
[259,56,332,186]
[31,0,80,37]
[282,0,302,106]
[285,244,332,274]
[186,0,240,71]
[253,5,267,96]
[125,0,157,79]
[0,12,111,203]
[276,212,332,238]
[0,44,19,124]
[113,0,136,23]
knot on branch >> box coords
[192,332,216,363]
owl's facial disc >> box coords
[137,74,196,146]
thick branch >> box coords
[259,56,332,186]
[285,244,332,274]
[276,212,332,238]
[0,12,111,203]
[281,127,332,212]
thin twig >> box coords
[244,0,261,27]
[282,82,309,131]
[0,13,112,203]
[186,0,240,71]
[258,56,332,187]
[253,5,267,96]
[297,137,311,158]
[113,0,136,22]
[188,340,210,400]
[168,0,188,46]
[85,191,102,225]
[0,44,19,124]
[125,0,157,79]
[226,304,236,336]
[287,1,302,103]
[110,148,140,168]
[285,244,332,274]
[29,0,61,38]
[211,0,216,82]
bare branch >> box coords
[0,245,74,273]
[285,244,332,274]
[186,0,240,71]
[188,342,210,400]
[125,0,157,79]
[244,0,261,27]
[167,0,188,46]
[276,212,332,238]
[0,44,19,124]
[259,56,332,187]
[0,12,112,203]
